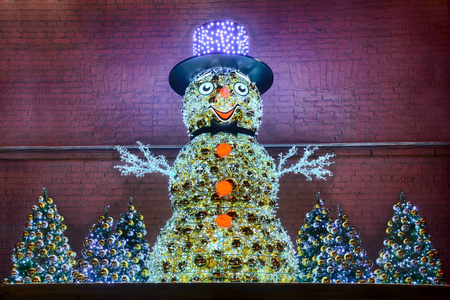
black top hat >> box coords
[169,21,273,96]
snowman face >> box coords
[182,67,262,135]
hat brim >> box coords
[169,54,274,96]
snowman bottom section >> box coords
[149,208,299,283]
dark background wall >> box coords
[0,0,449,281]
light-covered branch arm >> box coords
[114,141,173,180]
[276,146,335,180]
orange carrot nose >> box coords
[220,86,229,98]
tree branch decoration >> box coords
[115,142,173,180]
[276,146,335,180]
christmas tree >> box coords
[296,193,333,282]
[375,193,446,284]
[115,198,151,282]
[320,205,374,283]
[4,189,76,284]
[75,206,130,283]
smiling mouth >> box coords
[210,104,239,121]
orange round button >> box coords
[216,143,232,157]
[216,180,232,196]
[216,214,232,228]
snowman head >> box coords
[182,66,262,135]
[169,21,273,138]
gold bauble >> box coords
[90,258,99,267]
[100,268,109,277]
[141,269,150,278]
[321,277,330,283]
[395,249,405,258]
[383,262,392,270]
[27,242,36,251]
[344,253,353,262]
[32,276,41,283]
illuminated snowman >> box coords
[116,21,334,283]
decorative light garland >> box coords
[193,21,249,56]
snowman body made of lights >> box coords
[116,21,334,283]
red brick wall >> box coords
[1,0,449,281]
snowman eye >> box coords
[233,82,249,96]
[199,82,214,95]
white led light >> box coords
[193,21,249,56]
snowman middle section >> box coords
[150,132,299,282]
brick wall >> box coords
[0,0,449,281]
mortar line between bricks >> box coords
[0,142,449,152]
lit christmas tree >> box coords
[296,193,333,282]
[320,205,374,283]
[115,21,334,283]
[374,193,446,284]
[3,188,76,284]
[115,198,151,282]
[75,206,132,283]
